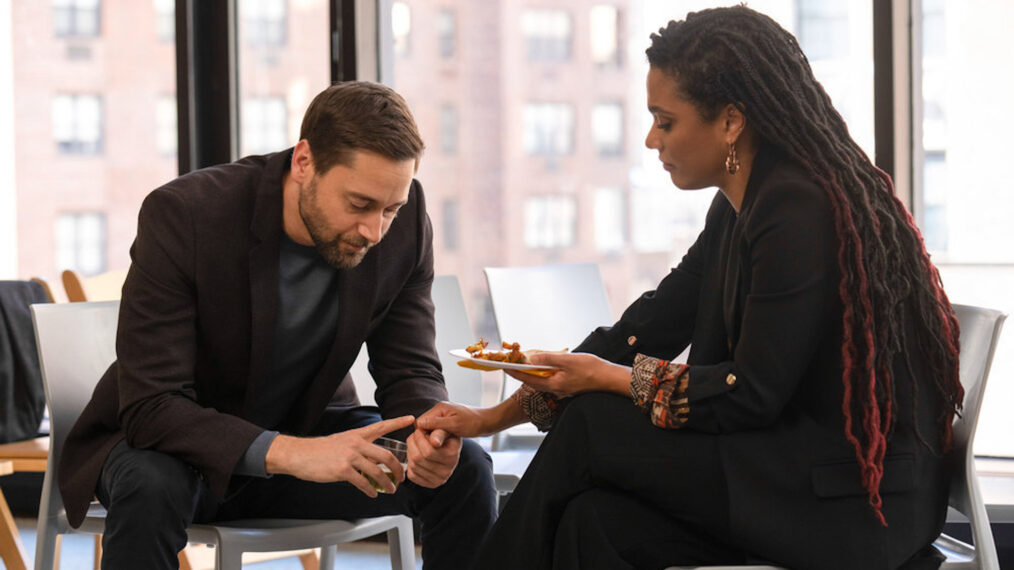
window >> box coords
[9,0,176,285]
[55,213,106,276]
[392,2,411,58]
[240,0,287,47]
[590,5,621,67]
[156,94,177,157]
[523,103,573,156]
[522,9,571,62]
[440,104,458,155]
[437,9,456,59]
[154,0,174,43]
[796,0,849,60]
[442,199,459,251]
[594,188,624,252]
[914,0,1014,456]
[592,102,623,157]
[383,1,874,358]
[240,97,288,156]
[524,195,576,249]
[52,94,102,155]
[237,0,328,165]
[53,0,100,38]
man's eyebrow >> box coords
[347,191,408,208]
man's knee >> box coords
[452,439,495,486]
[101,443,203,520]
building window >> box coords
[437,9,456,59]
[156,95,177,157]
[241,97,287,156]
[443,199,459,251]
[592,102,623,156]
[154,0,174,43]
[440,104,458,155]
[392,1,411,58]
[590,5,621,67]
[522,9,572,62]
[55,213,106,275]
[241,0,287,47]
[594,188,624,252]
[53,0,100,38]
[52,94,102,155]
[523,103,574,156]
[796,0,849,61]
[524,195,576,249]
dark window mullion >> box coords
[176,0,237,173]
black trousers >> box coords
[95,406,498,570]
[474,392,747,570]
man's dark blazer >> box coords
[60,150,448,528]
[576,147,950,569]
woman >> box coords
[418,6,961,569]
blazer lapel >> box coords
[243,151,289,412]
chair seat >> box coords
[0,437,48,472]
[76,501,411,553]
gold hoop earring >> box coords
[725,142,740,175]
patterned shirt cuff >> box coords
[512,384,561,432]
[630,353,690,429]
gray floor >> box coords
[11,517,422,569]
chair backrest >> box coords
[945,303,1006,567]
[61,269,128,303]
[30,301,119,520]
[483,262,613,351]
[432,275,483,407]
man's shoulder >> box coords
[160,152,280,197]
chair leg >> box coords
[318,545,337,570]
[0,488,28,570]
[94,534,103,569]
[389,520,416,570]
[298,549,320,570]
[215,542,244,570]
[32,519,60,570]
[178,546,195,570]
[54,534,63,568]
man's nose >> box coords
[359,211,384,244]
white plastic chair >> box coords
[30,301,416,570]
[668,303,1006,570]
[431,275,536,495]
[483,263,614,448]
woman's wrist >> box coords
[595,359,633,395]
[483,395,529,434]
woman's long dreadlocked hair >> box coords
[647,6,963,526]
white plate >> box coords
[449,349,558,372]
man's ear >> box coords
[290,140,315,183]
[722,103,747,144]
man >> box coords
[60,81,497,569]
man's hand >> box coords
[265,415,415,498]
[406,425,461,489]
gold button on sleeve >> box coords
[627,335,637,346]
[725,373,737,386]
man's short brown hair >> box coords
[299,81,424,174]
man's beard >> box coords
[299,177,375,270]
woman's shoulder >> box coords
[748,156,831,221]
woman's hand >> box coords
[416,401,493,438]
[506,352,631,398]
[416,399,530,438]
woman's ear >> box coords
[722,103,747,144]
